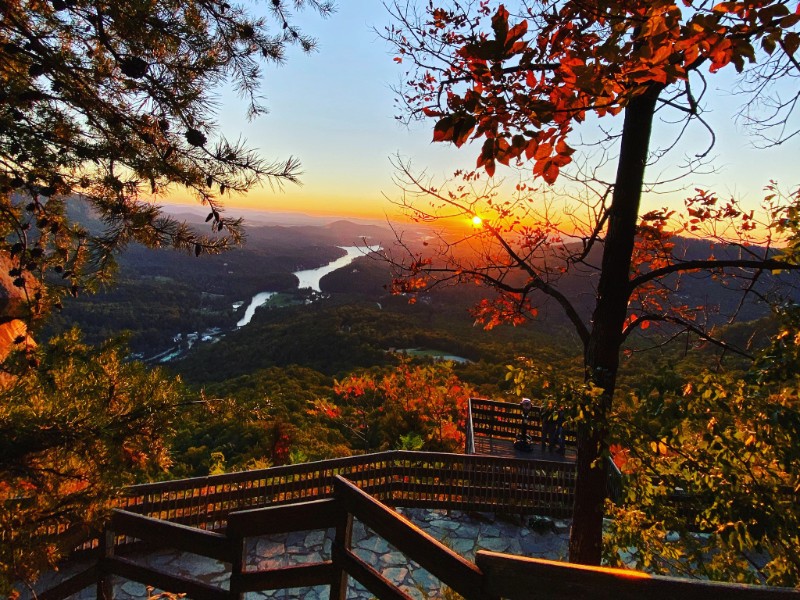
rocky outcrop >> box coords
[0,255,36,364]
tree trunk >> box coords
[568,83,663,565]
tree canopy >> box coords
[384,0,800,565]
[605,306,800,586]
[0,331,181,594]
[0,0,332,593]
[0,0,333,327]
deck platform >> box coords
[472,434,577,463]
[467,398,578,463]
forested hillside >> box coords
[37,217,781,481]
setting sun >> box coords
[471,215,483,227]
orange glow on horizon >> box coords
[163,187,402,222]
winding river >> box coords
[236,245,381,327]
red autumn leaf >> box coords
[542,160,559,184]
[433,114,476,146]
[555,138,575,157]
[433,116,454,142]
[534,142,553,160]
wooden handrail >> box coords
[124,453,379,495]
[40,475,800,600]
[333,475,485,600]
[111,510,233,562]
[226,498,343,537]
[475,551,800,600]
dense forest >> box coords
[39,217,776,476]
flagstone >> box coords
[449,536,476,555]
[304,529,327,547]
[383,566,410,583]
[476,535,511,553]
[293,551,322,564]
[30,508,571,600]
[356,534,391,555]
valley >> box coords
[37,211,783,480]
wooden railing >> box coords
[34,451,572,598]
[44,476,800,600]
[474,550,800,600]
[465,398,624,503]
[466,398,578,452]
[115,450,576,534]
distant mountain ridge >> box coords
[46,200,800,358]
[161,203,395,229]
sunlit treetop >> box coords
[387,0,800,182]
[0,0,333,322]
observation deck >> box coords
[26,403,797,600]
[465,398,578,463]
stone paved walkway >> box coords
[42,510,571,600]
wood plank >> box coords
[333,544,413,600]
[333,476,484,600]
[236,563,335,591]
[389,498,569,518]
[228,530,246,600]
[475,551,800,600]
[111,510,233,562]
[36,565,97,600]
[387,481,574,500]
[101,556,228,600]
[472,435,577,462]
[330,508,353,600]
[97,527,114,600]
[227,498,343,537]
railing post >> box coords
[466,398,475,454]
[329,504,353,600]
[228,532,246,600]
[605,455,623,504]
[97,526,114,600]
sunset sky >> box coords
[169,3,799,224]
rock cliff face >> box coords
[0,255,35,363]
[0,319,30,361]
[0,255,30,321]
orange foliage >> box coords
[393,1,793,183]
[471,294,536,330]
[321,362,473,453]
